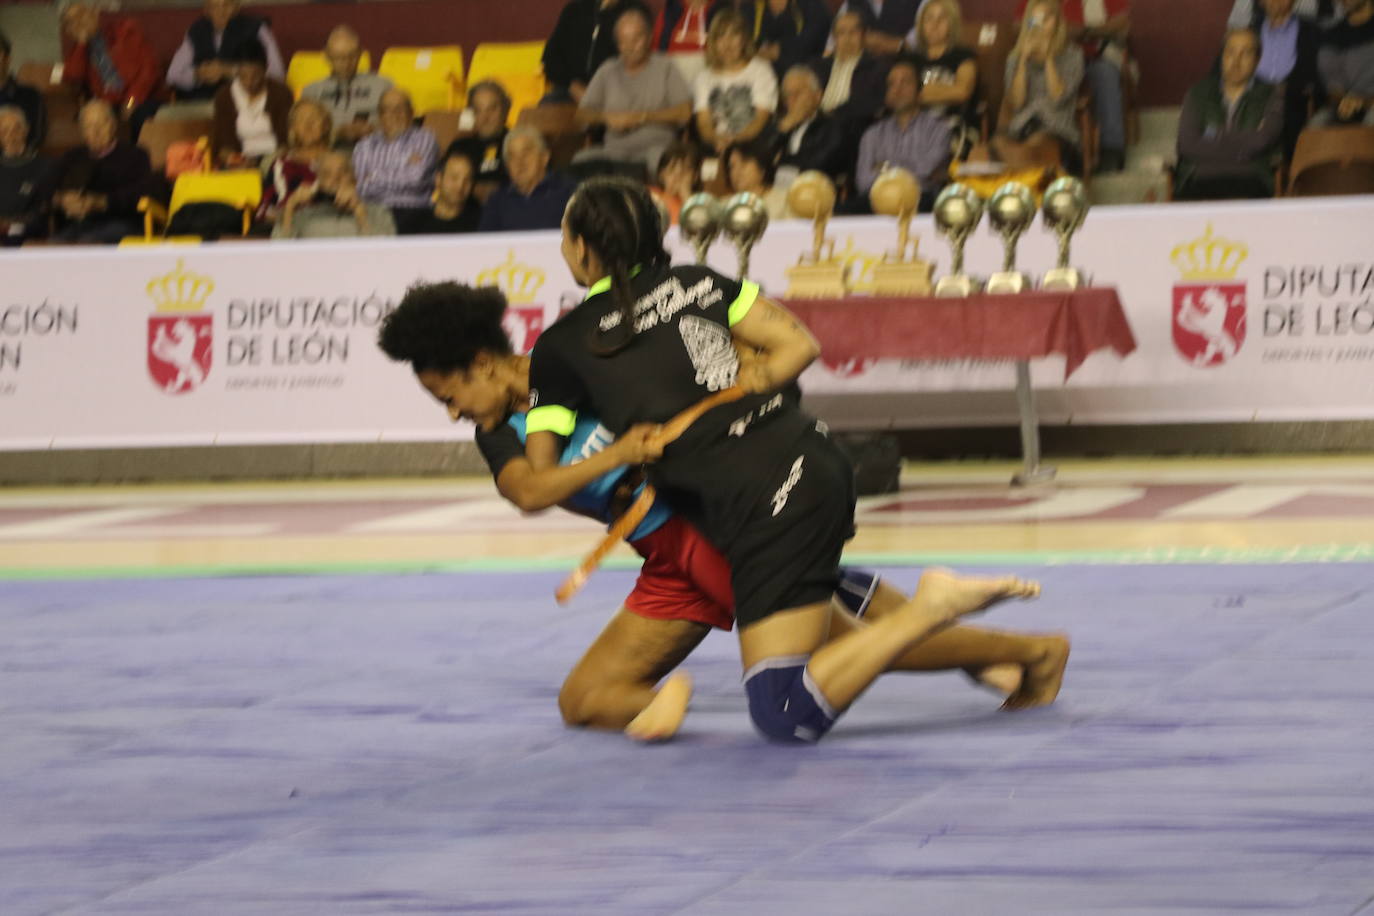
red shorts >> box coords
[625,515,735,631]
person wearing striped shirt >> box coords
[351,88,439,213]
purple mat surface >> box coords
[2,565,1372,915]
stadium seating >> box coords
[1287,127,1374,197]
[139,170,263,241]
[379,46,465,115]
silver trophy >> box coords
[985,182,1036,295]
[721,192,769,281]
[1040,177,1089,291]
[933,183,985,297]
[679,193,723,265]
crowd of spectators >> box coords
[2,0,1373,246]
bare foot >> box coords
[624,671,692,742]
[913,568,1040,626]
[963,662,1023,696]
[1002,635,1070,710]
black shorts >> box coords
[726,424,857,628]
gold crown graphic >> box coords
[834,237,879,294]
[477,250,545,305]
[146,259,214,313]
[1170,224,1248,281]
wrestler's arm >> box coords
[503,433,639,513]
[729,295,821,394]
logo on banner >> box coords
[479,250,546,354]
[1170,224,1249,368]
[146,260,214,394]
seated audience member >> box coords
[777,66,848,180]
[50,99,153,244]
[829,0,920,56]
[1229,0,1340,27]
[273,150,395,239]
[0,32,46,150]
[397,151,481,235]
[1176,28,1283,200]
[166,0,284,102]
[996,0,1086,175]
[743,0,832,81]
[59,1,162,140]
[301,26,393,145]
[1314,0,1374,126]
[855,57,950,211]
[543,0,652,103]
[695,10,780,154]
[576,7,693,172]
[478,127,573,232]
[651,140,701,223]
[352,88,439,212]
[909,0,979,160]
[654,0,734,86]
[447,81,512,203]
[0,106,53,244]
[724,137,791,217]
[257,99,331,224]
[812,11,888,129]
[212,40,292,167]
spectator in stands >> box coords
[1,106,53,244]
[996,0,1085,174]
[777,65,847,181]
[166,0,285,102]
[651,140,701,223]
[447,80,511,204]
[812,11,888,129]
[352,88,439,212]
[654,0,734,86]
[1313,0,1374,126]
[273,150,395,239]
[1229,0,1340,28]
[301,26,392,145]
[59,1,162,140]
[575,7,693,173]
[695,10,780,154]
[212,39,292,168]
[397,151,482,235]
[909,0,979,161]
[49,99,152,244]
[1176,28,1283,199]
[829,0,920,57]
[0,31,46,151]
[478,126,573,232]
[543,0,652,104]
[256,98,331,224]
[724,137,791,217]
[854,58,950,210]
[742,0,833,81]
[1241,0,1325,156]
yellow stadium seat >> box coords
[466,41,546,126]
[286,50,374,98]
[379,46,465,116]
[139,170,264,241]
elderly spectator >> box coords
[274,150,394,239]
[478,127,573,232]
[1313,0,1374,126]
[724,138,791,217]
[301,26,393,144]
[651,140,701,223]
[60,1,162,139]
[166,0,284,102]
[49,99,152,244]
[742,0,832,80]
[576,7,693,172]
[812,11,888,129]
[829,0,920,57]
[398,152,482,235]
[212,39,291,167]
[777,66,847,180]
[1176,28,1283,200]
[351,88,439,212]
[654,0,734,86]
[0,32,45,151]
[996,0,1085,174]
[909,0,979,159]
[256,98,331,224]
[543,0,653,104]
[447,80,511,203]
[855,57,950,210]
[1,107,53,244]
[1229,0,1340,27]
[695,10,779,154]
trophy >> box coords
[679,193,723,265]
[721,192,769,281]
[1040,177,1089,291]
[783,171,849,298]
[984,182,1036,295]
[932,183,985,297]
[868,166,934,295]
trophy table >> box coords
[783,172,849,299]
[868,167,934,296]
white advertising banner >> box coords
[2,196,1372,450]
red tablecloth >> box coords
[780,288,1137,381]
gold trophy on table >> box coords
[783,171,849,298]
[1039,177,1090,291]
[868,166,934,295]
[721,192,769,281]
[984,181,1037,295]
[679,193,723,265]
[932,183,985,297]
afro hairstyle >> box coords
[377,282,513,375]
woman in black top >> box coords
[908,0,979,158]
[522,178,1058,743]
